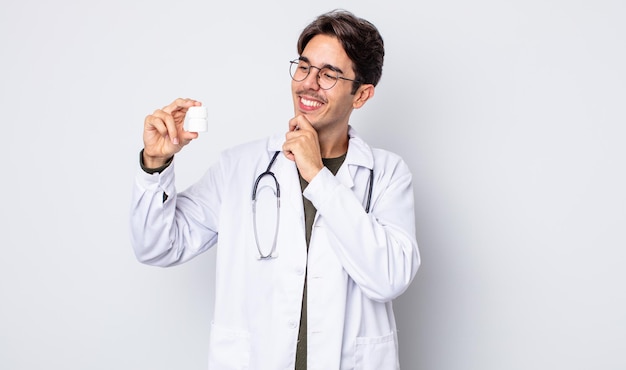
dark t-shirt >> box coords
[295,153,346,370]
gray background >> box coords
[1,0,624,369]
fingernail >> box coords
[172,137,179,145]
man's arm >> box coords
[129,98,219,266]
[304,156,420,302]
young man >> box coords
[130,10,420,369]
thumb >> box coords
[289,114,314,132]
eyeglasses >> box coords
[289,59,360,90]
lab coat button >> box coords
[288,320,298,329]
[295,267,305,276]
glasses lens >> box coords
[318,68,339,90]
[289,60,340,90]
[290,60,308,82]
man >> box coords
[130,10,420,369]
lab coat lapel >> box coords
[264,127,375,218]
[266,134,305,219]
[273,153,304,219]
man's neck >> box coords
[318,126,349,158]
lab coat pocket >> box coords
[208,322,251,369]
[354,331,399,370]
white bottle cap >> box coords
[186,106,208,132]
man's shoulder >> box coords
[370,147,404,162]
[362,144,411,177]
[347,128,408,170]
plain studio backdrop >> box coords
[1,0,624,369]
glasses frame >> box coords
[289,58,361,90]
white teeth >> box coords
[301,97,322,108]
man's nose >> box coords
[301,67,321,90]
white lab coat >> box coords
[130,127,420,369]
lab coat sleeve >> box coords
[129,158,221,267]
[303,156,420,302]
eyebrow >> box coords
[299,56,344,74]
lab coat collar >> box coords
[266,125,374,170]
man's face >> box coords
[291,34,359,133]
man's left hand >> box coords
[283,115,324,182]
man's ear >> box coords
[353,84,375,109]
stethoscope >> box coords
[251,151,374,259]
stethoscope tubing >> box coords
[251,151,373,259]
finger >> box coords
[179,130,199,145]
[164,99,202,144]
[151,109,179,145]
[145,114,169,136]
[288,115,313,132]
[285,125,317,145]
[282,133,310,158]
[282,145,296,162]
[288,117,299,132]
[282,136,323,182]
[162,98,202,114]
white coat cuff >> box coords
[135,159,176,195]
[303,167,340,207]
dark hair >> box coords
[297,10,384,94]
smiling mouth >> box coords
[300,96,323,109]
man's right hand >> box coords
[143,98,202,168]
